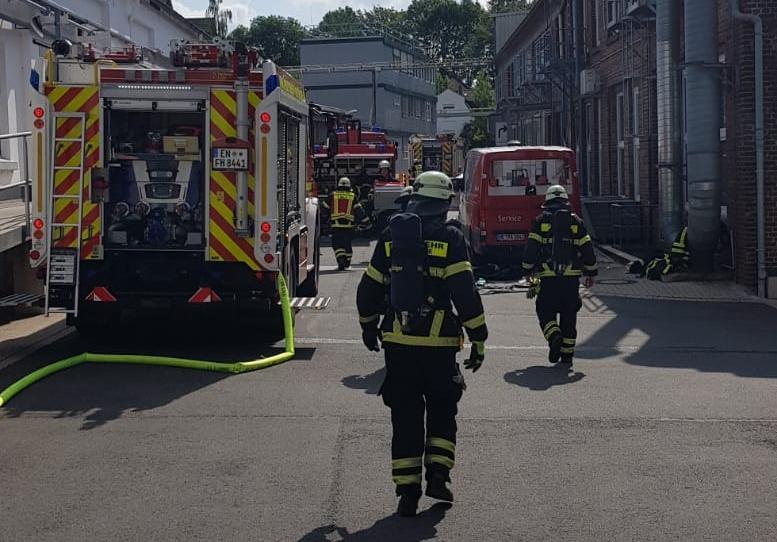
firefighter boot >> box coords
[425,467,454,502]
[337,256,347,271]
[548,332,562,364]
[396,484,422,517]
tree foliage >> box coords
[206,0,232,39]
[488,0,533,14]
[229,16,305,67]
[461,71,495,151]
[318,6,361,36]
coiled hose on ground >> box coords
[0,274,295,408]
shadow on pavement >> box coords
[576,295,777,378]
[0,315,311,430]
[504,366,585,391]
[341,366,385,395]
[298,502,450,542]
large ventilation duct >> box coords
[684,0,722,270]
[656,0,683,246]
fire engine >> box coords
[409,134,464,177]
[311,111,404,233]
[28,38,325,331]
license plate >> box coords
[496,233,526,242]
[212,148,248,170]
[49,249,77,285]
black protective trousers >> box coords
[331,228,354,267]
[381,344,463,490]
[536,277,581,360]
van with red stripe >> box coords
[30,39,323,331]
[459,145,581,261]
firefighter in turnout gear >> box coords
[643,226,690,280]
[521,185,597,367]
[321,177,370,270]
[357,171,488,517]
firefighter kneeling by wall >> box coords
[357,171,488,517]
[522,185,597,367]
[639,227,691,280]
[321,177,370,270]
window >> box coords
[490,159,572,196]
[632,85,641,201]
[393,48,401,65]
[507,63,514,97]
[401,95,410,118]
[425,101,432,122]
[515,53,525,87]
[631,85,640,136]
[607,0,622,28]
[414,98,421,119]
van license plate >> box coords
[496,233,525,242]
[212,148,248,170]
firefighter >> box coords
[357,171,488,517]
[643,226,690,280]
[521,185,597,367]
[394,185,414,213]
[322,177,369,270]
[378,159,393,182]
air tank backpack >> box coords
[388,212,428,333]
[549,208,574,274]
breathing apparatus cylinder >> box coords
[388,212,426,332]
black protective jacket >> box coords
[357,217,487,348]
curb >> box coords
[596,243,640,265]
[0,321,74,371]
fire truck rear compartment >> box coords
[104,108,206,251]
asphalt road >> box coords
[2,239,777,541]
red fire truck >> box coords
[312,115,403,233]
[28,38,326,331]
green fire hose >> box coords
[0,274,295,408]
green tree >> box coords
[462,71,494,150]
[318,7,362,37]
[361,6,408,35]
[206,0,232,38]
[229,16,305,67]
[488,0,533,14]
[436,71,449,94]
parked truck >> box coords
[409,134,464,177]
[28,38,325,331]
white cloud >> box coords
[171,0,205,19]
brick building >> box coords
[493,0,776,296]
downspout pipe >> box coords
[655,0,683,246]
[730,0,765,297]
[684,0,722,270]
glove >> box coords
[463,341,485,373]
[362,327,382,352]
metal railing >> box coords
[0,131,33,239]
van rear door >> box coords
[482,156,575,245]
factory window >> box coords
[425,101,432,122]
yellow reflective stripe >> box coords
[540,222,551,232]
[560,347,575,354]
[359,314,379,324]
[426,437,455,453]
[562,268,582,276]
[393,474,422,485]
[543,321,557,333]
[462,313,485,329]
[392,457,422,469]
[584,264,598,271]
[575,235,592,246]
[365,264,388,284]
[562,338,576,345]
[522,261,535,270]
[383,332,460,347]
[528,232,544,243]
[429,310,445,337]
[444,260,472,278]
[384,241,392,256]
[428,266,445,278]
[570,224,579,234]
[425,454,455,469]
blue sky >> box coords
[172,0,489,28]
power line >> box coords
[286,57,493,74]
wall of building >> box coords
[728,0,777,293]
[437,90,471,136]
